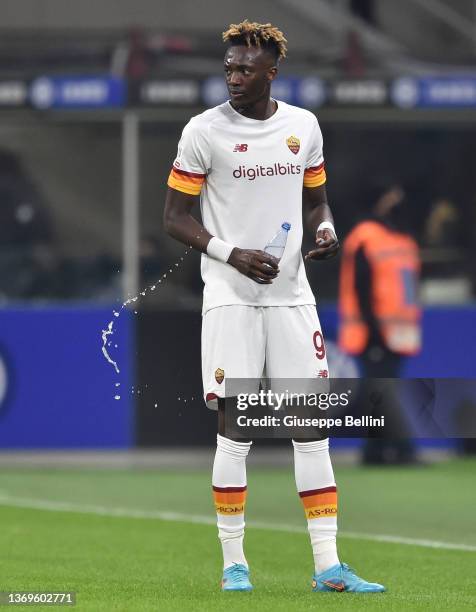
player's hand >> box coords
[305,228,339,261]
[228,248,279,284]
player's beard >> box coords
[230,82,271,113]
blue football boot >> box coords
[221,563,253,591]
[312,562,386,593]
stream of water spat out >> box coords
[101,243,197,400]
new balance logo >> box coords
[233,144,248,152]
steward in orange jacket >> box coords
[339,220,421,355]
[338,182,421,464]
[338,181,421,358]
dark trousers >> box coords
[360,344,417,464]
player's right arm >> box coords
[163,188,212,253]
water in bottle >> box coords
[264,222,291,261]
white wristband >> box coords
[206,237,235,263]
[317,221,337,239]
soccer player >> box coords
[164,20,385,594]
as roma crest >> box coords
[215,368,224,384]
[286,135,300,155]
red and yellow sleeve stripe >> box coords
[213,485,247,515]
[303,162,326,188]
[299,485,337,519]
[167,167,206,195]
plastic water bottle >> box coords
[264,222,291,261]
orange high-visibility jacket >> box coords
[338,220,422,355]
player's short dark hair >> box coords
[223,19,287,63]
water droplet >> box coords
[113,311,119,317]
[101,321,120,374]
[114,395,121,400]
[169,269,172,273]
[158,280,162,283]
[154,403,158,408]
[114,344,118,348]
[150,285,156,290]
[141,291,146,296]
[180,257,184,261]
[134,311,138,314]
[163,274,167,278]
[115,383,120,387]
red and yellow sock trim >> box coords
[299,485,337,519]
[167,167,206,195]
[303,162,326,188]
[213,485,247,515]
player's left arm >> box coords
[303,183,340,260]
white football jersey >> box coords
[168,100,327,314]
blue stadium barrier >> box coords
[319,305,476,377]
[319,305,476,450]
[0,306,134,448]
[0,305,473,449]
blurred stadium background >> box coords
[0,2,475,608]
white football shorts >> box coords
[201,304,329,409]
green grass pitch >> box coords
[0,458,475,610]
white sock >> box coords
[293,438,340,574]
[212,434,252,570]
